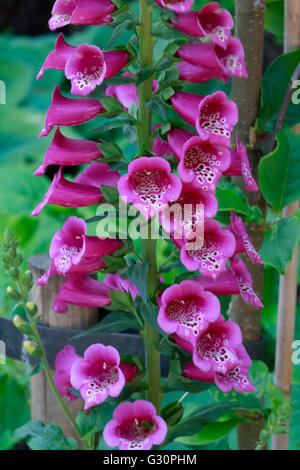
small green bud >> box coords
[14,254,23,267]
[3,228,13,244]
[26,302,38,317]
[23,341,42,358]
[9,267,19,281]
[13,315,33,335]
[23,271,34,290]
[7,286,22,301]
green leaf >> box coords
[73,310,140,337]
[259,128,300,212]
[259,215,300,273]
[14,421,78,450]
[265,0,284,41]
[29,361,45,377]
[76,407,102,439]
[168,403,233,440]
[258,49,300,131]
[93,117,136,134]
[100,185,120,205]
[164,372,212,394]
[121,260,149,303]
[108,289,134,311]
[216,181,263,222]
[211,387,264,413]
[176,416,242,446]
[145,95,167,119]
[136,67,153,86]
[109,18,137,48]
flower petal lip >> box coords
[37,33,76,80]
[154,0,194,13]
[39,86,104,137]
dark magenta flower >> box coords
[49,0,115,31]
[118,156,182,220]
[184,344,256,393]
[34,128,102,176]
[227,212,263,264]
[157,280,220,343]
[40,86,105,137]
[171,2,234,48]
[229,256,264,308]
[223,136,259,191]
[70,344,125,409]
[32,163,119,216]
[175,218,236,278]
[37,216,123,285]
[154,0,194,13]
[175,315,242,374]
[54,345,81,401]
[105,73,158,110]
[103,400,168,450]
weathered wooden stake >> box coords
[28,254,99,443]
[272,0,300,451]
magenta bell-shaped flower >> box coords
[171,1,234,48]
[31,163,120,216]
[39,86,105,137]
[154,0,194,14]
[105,73,158,110]
[227,212,263,264]
[103,400,168,450]
[224,136,259,191]
[49,0,116,31]
[34,128,102,176]
[157,280,220,344]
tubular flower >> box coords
[40,86,105,137]
[157,280,220,343]
[103,400,168,450]
[175,315,242,374]
[118,156,182,220]
[171,2,234,48]
[31,163,119,216]
[227,212,263,264]
[175,218,236,278]
[36,216,123,285]
[105,73,158,110]
[171,91,238,147]
[195,257,263,308]
[34,128,102,176]
[53,345,81,401]
[176,37,247,83]
[38,35,129,96]
[223,136,259,191]
[49,0,116,31]
[154,0,194,13]
[70,344,125,409]
[184,344,256,393]
[160,181,218,241]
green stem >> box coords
[137,0,162,413]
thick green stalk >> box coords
[137,0,162,413]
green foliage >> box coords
[74,310,141,337]
[259,128,300,212]
[14,421,78,450]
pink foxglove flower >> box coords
[70,344,125,409]
[157,280,220,343]
[171,91,238,147]
[154,0,194,13]
[49,0,115,31]
[171,2,234,48]
[40,86,105,137]
[32,163,119,216]
[103,400,168,450]
[184,344,256,393]
[175,315,242,374]
[119,363,139,383]
[223,136,259,191]
[160,181,218,240]
[37,216,123,285]
[37,33,76,80]
[53,345,81,401]
[175,218,236,278]
[34,128,102,176]
[195,257,263,308]
[118,156,182,220]
[227,212,263,264]
[177,37,247,83]
[229,256,264,308]
[105,73,158,110]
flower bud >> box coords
[23,271,34,290]
[13,315,33,336]
[26,302,38,317]
[14,254,23,267]
[9,267,19,281]
[23,341,42,358]
[161,401,184,426]
[7,286,22,301]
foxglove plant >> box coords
[4,0,266,451]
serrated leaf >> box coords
[259,128,300,212]
[14,421,77,450]
[259,215,300,273]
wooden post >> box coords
[228,0,266,450]
[272,0,300,451]
[28,254,99,443]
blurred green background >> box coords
[0,0,299,450]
